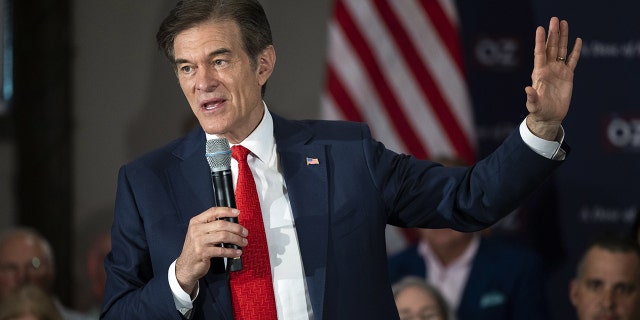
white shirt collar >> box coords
[418,233,481,270]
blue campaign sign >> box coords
[457,0,640,318]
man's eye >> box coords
[214,59,227,67]
[586,280,603,291]
[0,264,19,273]
[616,284,637,295]
[180,65,193,73]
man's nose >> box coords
[14,266,28,285]
[601,288,616,309]
[17,258,44,284]
[196,66,220,92]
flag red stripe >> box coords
[372,0,474,161]
[326,65,364,122]
[418,0,466,76]
[335,0,428,159]
[324,0,477,254]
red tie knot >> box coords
[232,145,251,162]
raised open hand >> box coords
[524,17,582,140]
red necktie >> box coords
[230,145,277,320]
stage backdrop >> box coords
[322,0,640,319]
[456,1,639,318]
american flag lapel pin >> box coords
[306,157,320,165]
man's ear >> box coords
[256,45,276,86]
[568,279,579,306]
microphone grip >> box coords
[211,170,243,272]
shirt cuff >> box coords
[519,119,566,160]
[168,260,198,316]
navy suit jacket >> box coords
[101,113,563,319]
[388,238,550,320]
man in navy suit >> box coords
[101,0,582,319]
[388,228,548,319]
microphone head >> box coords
[205,138,232,172]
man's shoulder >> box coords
[273,114,371,141]
[275,114,366,130]
[124,127,202,170]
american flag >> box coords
[320,0,476,254]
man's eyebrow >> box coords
[174,58,190,65]
[210,48,232,56]
[174,48,232,65]
[614,281,637,288]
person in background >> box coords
[388,219,548,319]
[569,233,640,320]
[83,232,110,319]
[101,0,582,318]
[0,284,63,320]
[75,211,113,319]
[388,156,549,319]
[0,228,91,320]
[393,276,449,320]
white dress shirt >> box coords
[168,102,563,319]
[418,234,480,320]
[169,104,313,319]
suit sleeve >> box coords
[101,165,186,320]
[372,127,565,231]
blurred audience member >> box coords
[0,284,63,320]
[83,232,110,319]
[75,211,113,319]
[0,227,91,320]
[388,156,548,319]
[393,276,449,320]
[388,227,547,319]
[569,233,640,320]
[0,228,54,301]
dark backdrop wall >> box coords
[458,0,640,319]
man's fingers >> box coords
[201,244,243,259]
[557,20,569,61]
[533,26,547,69]
[186,207,247,247]
[566,37,583,71]
[524,86,538,104]
[201,226,248,248]
[545,17,560,61]
[192,207,240,225]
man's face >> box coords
[0,234,55,300]
[570,246,640,320]
[173,19,274,144]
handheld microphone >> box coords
[205,138,243,272]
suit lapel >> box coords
[168,128,213,223]
[273,114,329,320]
[460,239,494,314]
[167,128,234,319]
